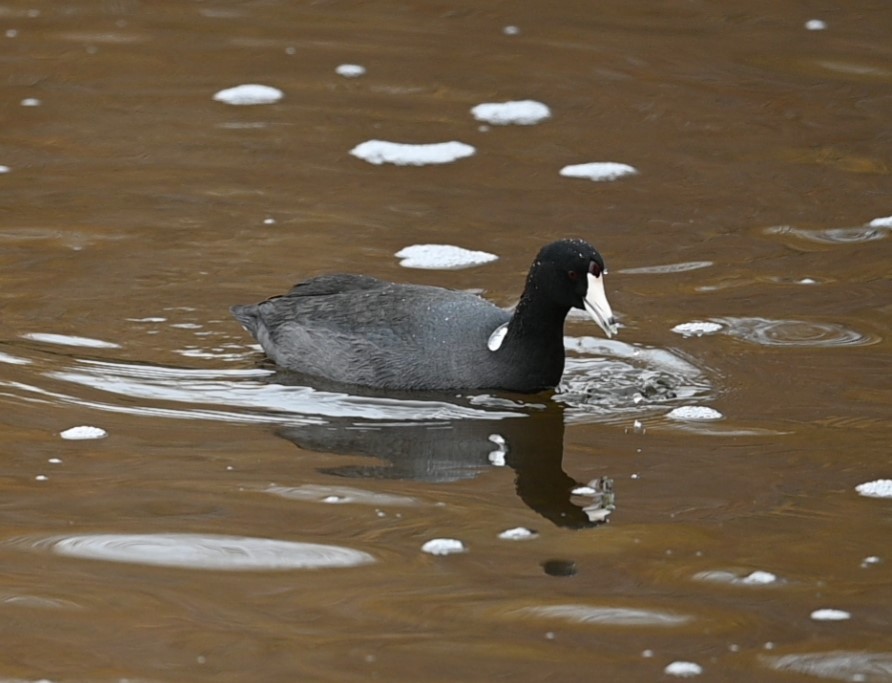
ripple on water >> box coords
[520,604,694,627]
[763,651,892,680]
[716,317,877,348]
[765,223,891,246]
[558,337,713,423]
[28,533,374,571]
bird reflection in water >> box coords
[272,375,615,530]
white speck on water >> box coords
[797,277,818,284]
[805,19,828,30]
[632,419,645,434]
[470,100,551,125]
[498,527,537,540]
[503,25,520,35]
[697,569,780,586]
[810,608,851,621]
[35,475,48,481]
[285,46,296,55]
[350,140,476,166]
[21,97,41,107]
[631,473,640,479]
[672,321,723,337]
[422,538,466,556]
[22,332,121,349]
[128,317,167,323]
[665,661,703,677]
[322,495,344,503]
[544,631,555,640]
[213,84,283,105]
[49,458,62,464]
[6,28,18,38]
[572,485,596,495]
[764,641,775,650]
[395,244,498,270]
[170,323,203,329]
[855,479,892,498]
[861,555,881,567]
[0,165,11,174]
[729,643,740,652]
[336,63,366,78]
[263,217,276,225]
[667,406,723,421]
[60,426,108,440]
[868,215,892,228]
[559,162,638,182]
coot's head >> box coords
[529,238,619,337]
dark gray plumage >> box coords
[231,239,618,392]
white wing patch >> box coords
[487,323,509,351]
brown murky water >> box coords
[2,1,891,681]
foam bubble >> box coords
[559,162,638,182]
[499,527,537,540]
[855,479,892,499]
[470,100,551,125]
[213,84,283,105]
[350,140,475,166]
[665,661,703,677]
[395,244,497,269]
[59,426,108,440]
[666,406,723,421]
[335,64,366,78]
[421,538,466,555]
[805,19,827,30]
[869,215,892,228]
[810,608,851,621]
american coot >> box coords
[231,238,618,392]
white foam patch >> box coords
[694,570,779,585]
[810,608,851,621]
[667,406,723,421]
[0,165,10,174]
[559,162,638,182]
[395,243,497,269]
[350,140,475,166]
[523,604,693,627]
[20,97,41,107]
[805,19,828,30]
[470,100,551,125]
[127,317,167,323]
[213,84,283,105]
[665,661,703,678]
[672,321,723,337]
[59,425,108,440]
[421,538,466,556]
[44,533,373,571]
[498,527,537,540]
[868,215,892,228]
[22,332,121,349]
[266,484,418,507]
[855,479,892,498]
[335,64,366,78]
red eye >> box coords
[588,261,602,277]
[567,270,579,282]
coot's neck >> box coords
[500,281,570,387]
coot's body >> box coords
[232,239,618,392]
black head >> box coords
[524,238,618,337]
